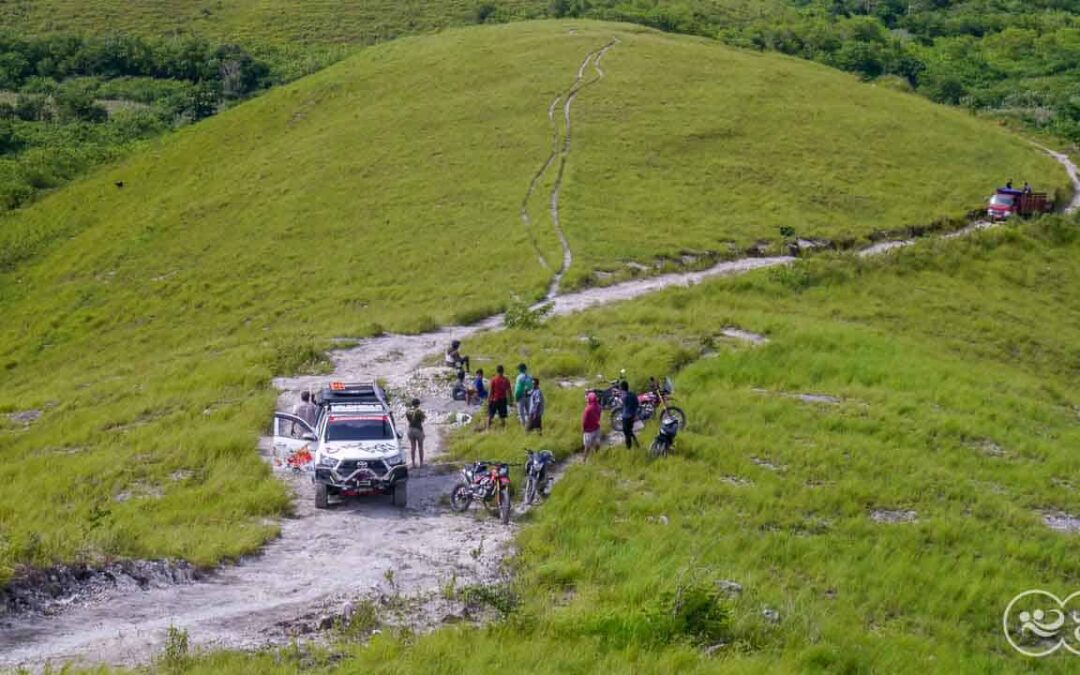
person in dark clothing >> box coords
[527,378,545,434]
[620,380,639,449]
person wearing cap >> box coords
[445,340,470,372]
[582,390,602,458]
[405,398,426,467]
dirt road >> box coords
[1,117,1076,673]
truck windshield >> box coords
[325,417,394,441]
[990,194,1014,206]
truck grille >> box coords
[336,460,388,477]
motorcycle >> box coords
[522,449,555,505]
[450,461,512,524]
[589,370,626,417]
[607,376,687,431]
[649,414,680,457]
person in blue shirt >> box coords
[620,380,639,449]
[470,369,488,406]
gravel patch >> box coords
[1042,511,1080,533]
[869,509,918,524]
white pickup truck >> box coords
[273,382,408,509]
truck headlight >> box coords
[317,456,338,468]
[387,451,406,467]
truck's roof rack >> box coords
[316,381,388,408]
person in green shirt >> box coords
[513,363,533,428]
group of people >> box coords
[1004,179,1034,194]
[446,340,647,462]
[445,341,546,432]
[294,338,645,469]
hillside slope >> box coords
[0,0,544,45]
[0,21,1066,581]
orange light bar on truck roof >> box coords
[330,382,346,391]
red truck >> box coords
[987,187,1052,221]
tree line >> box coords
[545,0,1080,142]
[0,33,273,211]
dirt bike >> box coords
[649,414,680,458]
[607,377,687,431]
[589,371,625,417]
[522,449,555,505]
[450,461,512,524]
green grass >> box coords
[556,29,1065,287]
[0,21,1068,590]
[106,215,1080,674]
[414,215,1080,673]
[0,0,545,46]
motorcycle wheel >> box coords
[524,476,538,505]
[649,438,669,458]
[499,486,511,524]
[608,408,621,431]
[449,483,472,512]
[665,407,687,430]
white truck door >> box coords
[272,412,317,469]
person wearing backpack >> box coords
[514,363,533,428]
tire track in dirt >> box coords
[547,39,618,298]
[520,39,619,299]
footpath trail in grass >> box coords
[0,19,1071,644]
[521,37,620,297]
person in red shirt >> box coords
[487,364,512,429]
[582,390,602,458]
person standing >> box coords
[582,391,602,458]
[527,378,545,434]
[405,398,426,467]
[487,364,511,429]
[514,363,533,428]
[292,390,318,428]
[619,380,639,449]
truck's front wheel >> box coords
[315,482,329,509]
[392,481,408,508]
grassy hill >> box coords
[0,0,544,46]
[0,20,1066,584]
[140,215,1080,675]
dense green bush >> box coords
[0,32,278,212]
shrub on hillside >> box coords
[504,295,553,330]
